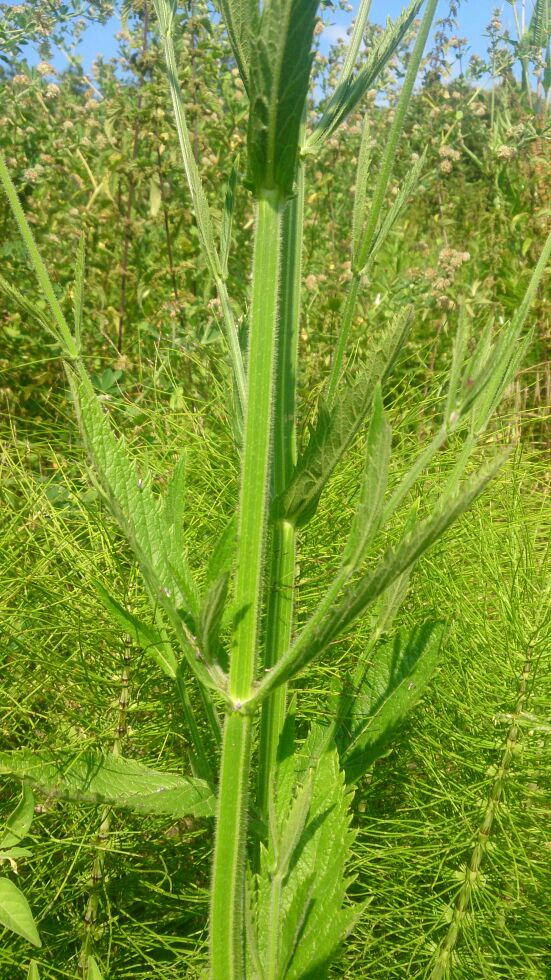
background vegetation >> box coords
[1,0,549,977]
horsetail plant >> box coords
[1,0,550,976]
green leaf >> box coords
[217,0,256,91]
[27,961,40,980]
[0,848,33,863]
[305,452,509,661]
[0,879,41,947]
[254,450,509,702]
[528,0,550,48]
[0,786,35,850]
[306,0,423,155]
[356,149,426,273]
[341,384,391,569]
[0,275,52,337]
[220,159,239,278]
[164,454,186,531]
[93,580,178,679]
[205,515,237,588]
[86,955,104,980]
[249,727,363,978]
[198,572,230,664]
[68,374,227,693]
[246,0,319,197]
[337,621,444,782]
[0,750,216,820]
[274,313,409,528]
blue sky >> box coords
[24,2,522,77]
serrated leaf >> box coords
[0,878,41,947]
[198,572,230,664]
[0,750,216,819]
[0,786,34,850]
[220,159,239,277]
[0,275,52,337]
[164,454,186,531]
[205,515,237,588]
[338,621,444,782]
[356,149,426,273]
[528,0,550,48]
[256,450,509,701]
[246,0,318,197]
[68,373,225,692]
[93,579,178,679]
[249,726,363,978]
[341,384,391,569]
[306,0,423,155]
[274,313,408,528]
[304,452,508,662]
[217,0,256,90]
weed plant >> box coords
[0,1,550,978]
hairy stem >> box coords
[210,190,283,977]
[257,166,305,828]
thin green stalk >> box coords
[325,0,439,403]
[257,164,305,827]
[210,190,283,978]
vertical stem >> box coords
[210,190,283,978]
[257,164,305,826]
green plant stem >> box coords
[325,0,439,403]
[210,190,283,978]
[257,166,305,828]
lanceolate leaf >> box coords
[337,621,444,782]
[0,786,35,850]
[217,0,256,91]
[249,726,364,978]
[86,956,104,980]
[66,372,227,693]
[0,750,216,819]
[198,572,230,664]
[220,159,239,277]
[301,452,509,664]
[274,313,408,528]
[164,454,186,531]
[254,450,509,702]
[246,0,319,197]
[528,0,550,48]
[306,0,423,155]
[341,384,391,569]
[0,879,41,947]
